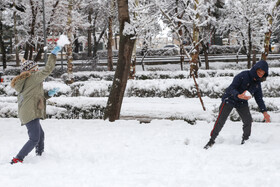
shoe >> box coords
[36,149,44,156]
[10,157,23,164]
[204,139,215,149]
[241,137,249,145]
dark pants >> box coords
[16,118,45,160]
[210,102,252,141]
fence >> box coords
[1,54,280,68]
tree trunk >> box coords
[252,48,256,66]
[202,42,209,69]
[14,11,20,66]
[247,23,252,69]
[129,43,136,79]
[66,0,74,84]
[29,45,33,60]
[176,0,184,70]
[190,0,200,78]
[87,12,92,57]
[0,14,7,70]
[107,14,114,71]
[74,34,79,53]
[24,43,29,60]
[261,30,272,61]
[104,0,136,121]
[34,46,44,62]
[92,13,98,57]
[262,0,280,60]
[107,0,114,71]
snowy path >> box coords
[1,118,280,187]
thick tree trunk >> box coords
[104,0,136,121]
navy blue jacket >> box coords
[222,60,268,112]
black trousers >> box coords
[210,102,252,141]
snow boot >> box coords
[10,157,23,164]
[204,139,215,149]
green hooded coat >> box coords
[11,54,57,125]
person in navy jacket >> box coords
[204,60,271,149]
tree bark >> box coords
[104,0,136,121]
[176,0,184,70]
[87,11,92,57]
[252,48,256,66]
[107,14,114,71]
[13,11,20,66]
[261,29,271,61]
[261,0,280,60]
[190,0,200,78]
[247,22,252,69]
[74,34,79,53]
[107,0,115,71]
[66,0,74,84]
[0,14,7,70]
[202,42,209,69]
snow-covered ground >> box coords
[1,118,280,187]
[1,60,280,186]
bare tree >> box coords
[104,0,136,121]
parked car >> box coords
[270,41,280,53]
[164,44,179,49]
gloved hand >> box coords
[48,88,60,97]
[51,46,62,56]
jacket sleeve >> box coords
[32,54,57,84]
[225,73,243,100]
[44,90,51,100]
[254,83,267,112]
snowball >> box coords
[57,35,70,47]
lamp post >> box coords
[42,0,47,64]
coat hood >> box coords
[249,60,269,82]
[11,71,31,93]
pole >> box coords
[42,0,47,64]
